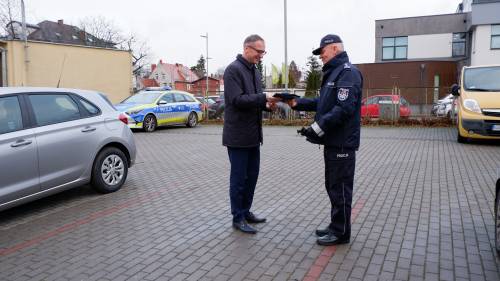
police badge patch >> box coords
[337,88,349,101]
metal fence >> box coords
[199,86,455,121]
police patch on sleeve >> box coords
[337,88,350,101]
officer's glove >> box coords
[297,122,324,144]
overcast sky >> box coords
[26,0,461,73]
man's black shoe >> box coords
[317,233,350,246]
[245,212,266,224]
[232,220,257,234]
[315,227,330,237]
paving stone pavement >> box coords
[1,125,499,281]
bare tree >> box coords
[0,0,21,38]
[78,16,151,76]
[78,16,124,46]
[121,33,151,76]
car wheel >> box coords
[496,183,500,256]
[91,147,128,194]
[143,114,157,132]
[186,112,198,128]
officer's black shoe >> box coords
[315,227,330,237]
[232,220,257,234]
[317,233,350,246]
[245,212,266,224]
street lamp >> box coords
[284,0,288,92]
[200,33,209,120]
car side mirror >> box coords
[451,84,460,96]
[158,100,167,106]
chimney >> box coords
[151,64,157,72]
[58,19,64,25]
[78,30,86,40]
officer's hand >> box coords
[297,126,317,138]
[286,99,297,108]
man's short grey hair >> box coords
[333,42,344,52]
[244,34,264,47]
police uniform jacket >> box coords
[294,52,363,150]
[223,54,267,147]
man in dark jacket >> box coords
[223,34,278,234]
[287,34,363,245]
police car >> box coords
[115,87,203,132]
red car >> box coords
[361,94,411,118]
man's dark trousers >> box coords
[324,147,355,238]
[227,146,260,223]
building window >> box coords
[492,24,500,49]
[382,36,407,60]
[452,33,466,56]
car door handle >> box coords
[81,126,96,132]
[10,139,32,147]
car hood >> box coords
[114,103,150,112]
[462,91,500,108]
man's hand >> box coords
[266,96,280,103]
[266,101,278,111]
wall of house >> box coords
[470,2,500,26]
[375,13,468,62]
[191,79,220,96]
[5,40,133,103]
[150,66,172,87]
[407,34,453,59]
[471,25,500,65]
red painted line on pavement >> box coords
[303,198,367,281]
[0,192,161,257]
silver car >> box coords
[0,87,136,211]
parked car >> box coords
[496,169,500,255]
[361,94,411,118]
[0,87,136,211]
[432,94,458,118]
[209,95,225,119]
[207,95,221,103]
[451,65,500,143]
[115,89,203,132]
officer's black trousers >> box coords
[324,147,356,238]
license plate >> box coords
[492,124,500,131]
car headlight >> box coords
[463,99,481,113]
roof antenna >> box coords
[56,54,67,88]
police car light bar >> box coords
[144,86,172,91]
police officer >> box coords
[287,34,363,246]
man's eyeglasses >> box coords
[247,45,267,55]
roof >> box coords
[192,76,220,83]
[26,20,115,48]
[154,62,199,82]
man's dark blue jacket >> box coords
[223,54,267,147]
[294,51,363,150]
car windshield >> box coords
[122,92,162,104]
[464,67,500,92]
